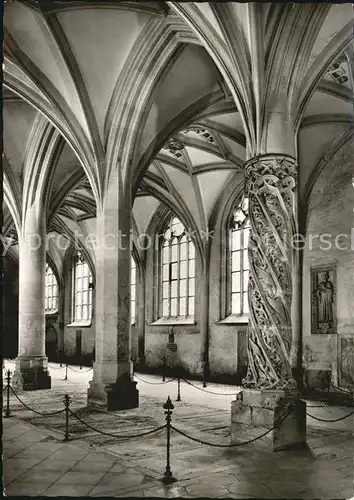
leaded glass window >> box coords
[161,217,195,319]
[229,198,249,316]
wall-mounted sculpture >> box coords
[311,264,337,334]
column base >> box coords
[12,357,51,391]
[231,389,306,451]
[87,374,139,411]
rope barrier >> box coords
[183,378,238,396]
[48,364,65,370]
[134,374,176,385]
[68,366,93,373]
[9,386,66,417]
[306,410,354,423]
[68,409,166,439]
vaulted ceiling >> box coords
[3,0,354,273]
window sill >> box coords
[217,315,249,325]
[151,317,196,326]
[45,310,58,316]
[66,320,92,328]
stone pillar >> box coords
[12,206,51,390]
[137,262,146,367]
[231,154,306,451]
[87,168,138,410]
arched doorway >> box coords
[46,324,58,361]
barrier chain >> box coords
[306,410,354,423]
[9,386,65,417]
[3,377,353,484]
[134,374,176,385]
[68,408,166,440]
[170,402,292,449]
[4,370,11,418]
[68,366,93,374]
[183,378,238,396]
[330,383,354,396]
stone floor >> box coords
[2,360,354,498]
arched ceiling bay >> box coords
[137,43,224,160]
[3,1,354,268]
[3,0,204,201]
[298,43,354,197]
[3,88,38,189]
[134,105,246,239]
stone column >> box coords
[87,168,138,410]
[243,154,298,390]
[137,262,146,367]
[12,205,51,390]
[231,154,306,451]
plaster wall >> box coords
[302,144,354,388]
[208,205,248,383]
[62,257,95,362]
[144,242,204,376]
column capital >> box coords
[244,154,298,191]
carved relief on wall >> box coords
[311,264,337,335]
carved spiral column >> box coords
[243,154,298,391]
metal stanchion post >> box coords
[162,354,166,382]
[203,364,208,388]
[63,394,71,441]
[4,370,11,418]
[176,377,181,402]
[64,364,68,381]
[162,396,176,484]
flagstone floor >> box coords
[2,360,354,498]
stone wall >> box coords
[142,195,248,382]
[62,258,95,364]
[208,210,248,383]
[302,142,354,389]
[144,241,204,376]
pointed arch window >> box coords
[131,256,137,325]
[228,198,250,317]
[73,252,93,322]
[45,264,58,313]
[160,217,195,319]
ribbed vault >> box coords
[3,1,354,272]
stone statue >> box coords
[168,328,175,344]
[316,271,334,323]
